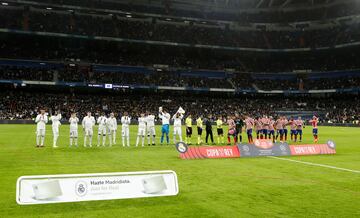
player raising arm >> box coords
[172,112,184,144]
[69,112,79,147]
[50,110,62,148]
[309,116,319,143]
[159,107,171,145]
[82,112,95,147]
[35,109,48,148]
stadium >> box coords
[0,0,359,217]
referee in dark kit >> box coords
[205,115,214,144]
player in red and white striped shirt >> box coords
[254,117,263,140]
[227,116,237,145]
[274,117,284,142]
[244,115,255,143]
[309,116,319,143]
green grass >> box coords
[0,124,359,218]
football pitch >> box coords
[0,124,359,218]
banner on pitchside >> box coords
[177,140,336,159]
[16,170,178,205]
[178,144,240,159]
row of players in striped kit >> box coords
[241,115,319,144]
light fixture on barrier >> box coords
[142,176,167,194]
[32,180,62,200]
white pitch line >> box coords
[268,156,360,174]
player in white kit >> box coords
[82,112,95,147]
[107,112,117,146]
[69,112,79,147]
[121,112,131,147]
[172,112,184,144]
[159,107,171,145]
[35,109,48,148]
[50,110,62,148]
[97,113,107,147]
[136,113,147,147]
[146,111,156,146]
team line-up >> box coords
[34,106,320,148]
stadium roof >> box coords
[112,0,356,11]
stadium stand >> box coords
[0,0,359,125]
[7,0,360,23]
[1,60,359,90]
[1,7,360,49]
[0,86,359,124]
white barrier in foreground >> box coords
[16,170,178,205]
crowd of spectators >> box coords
[0,88,358,124]
[0,66,235,88]
[0,66,55,81]
[21,0,360,23]
[1,7,360,49]
[304,77,360,90]
[254,79,299,90]
[1,34,360,73]
[1,64,359,90]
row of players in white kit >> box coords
[82,111,157,147]
[34,110,161,148]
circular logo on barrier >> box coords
[280,144,287,151]
[243,145,250,152]
[175,142,188,153]
[327,140,336,149]
[75,181,87,197]
[254,139,274,149]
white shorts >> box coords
[174,126,182,135]
[36,129,46,137]
[122,127,129,137]
[108,129,116,134]
[52,128,59,136]
[147,126,156,136]
[138,127,146,136]
[85,128,93,136]
[98,126,107,135]
[70,130,78,138]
